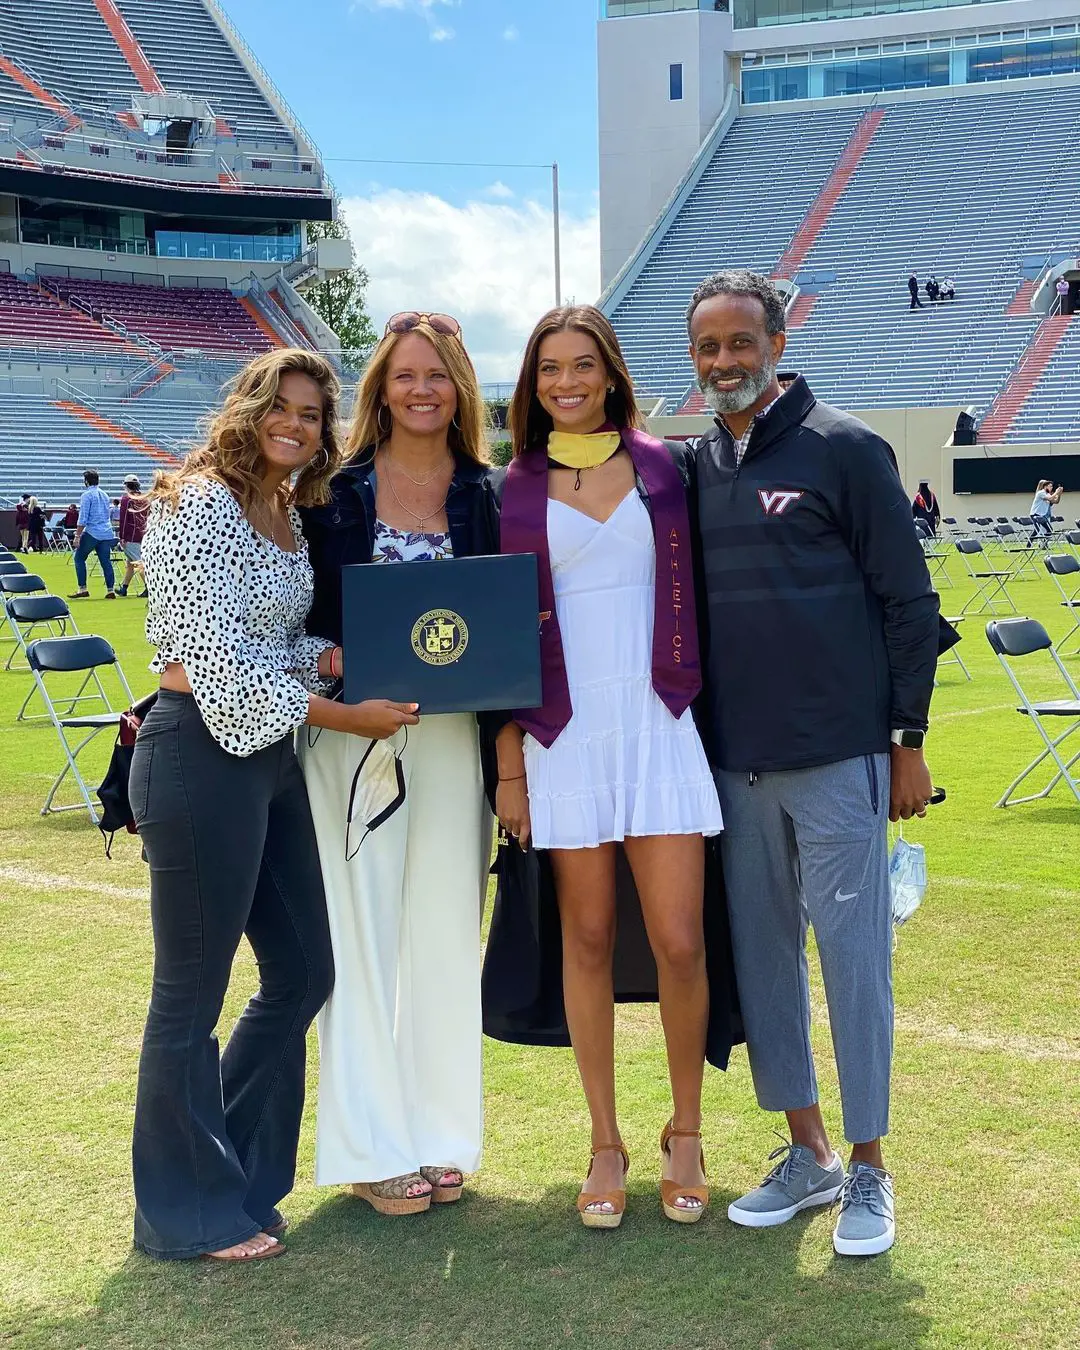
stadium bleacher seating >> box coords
[0,275,130,354]
[0,0,143,115]
[607,82,1080,437]
[41,276,274,355]
[0,395,176,503]
[1005,314,1080,443]
[114,0,295,143]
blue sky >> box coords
[221,0,605,375]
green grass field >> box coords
[1,548,1078,1350]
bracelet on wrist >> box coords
[329,646,342,680]
[499,773,526,782]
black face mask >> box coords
[344,727,408,861]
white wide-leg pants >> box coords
[297,714,490,1186]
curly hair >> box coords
[147,348,344,513]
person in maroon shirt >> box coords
[116,475,149,597]
[14,494,29,551]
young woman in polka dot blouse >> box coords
[129,349,419,1264]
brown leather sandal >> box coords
[660,1120,709,1224]
[351,1173,432,1216]
[576,1142,630,1230]
[420,1166,464,1204]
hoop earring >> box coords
[377,404,392,438]
[451,412,462,432]
[312,445,330,472]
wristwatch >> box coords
[890,729,926,750]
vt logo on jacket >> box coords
[757,488,804,517]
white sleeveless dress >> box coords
[523,489,724,850]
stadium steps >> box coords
[677,389,708,414]
[29,281,146,355]
[773,107,885,281]
[89,0,164,94]
[239,297,286,348]
[128,359,177,398]
[0,54,76,123]
[977,315,1074,441]
[1006,280,1038,316]
[788,293,818,329]
[53,400,180,464]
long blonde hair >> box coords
[147,348,344,512]
[345,322,488,466]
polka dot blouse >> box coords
[143,478,333,757]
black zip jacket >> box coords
[299,450,501,648]
[693,377,940,773]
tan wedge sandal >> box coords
[420,1166,464,1204]
[660,1121,709,1225]
[576,1142,630,1230]
[351,1173,432,1216]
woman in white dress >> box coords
[299,314,498,1215]
[495,306,724,1228]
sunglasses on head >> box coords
[385,312,462,339]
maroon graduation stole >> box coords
[500,426,702,748]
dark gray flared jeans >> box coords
[130,691,333,1259]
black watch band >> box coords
[890,729,925,750]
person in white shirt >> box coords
[1029,479,1063,544]
[129,349,418,1264]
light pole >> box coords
[552,161,561,308]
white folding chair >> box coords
[1044,555,1080,657]
[936,614,971,682]
[985,618,1080,808]
[956,539,1016,615]
[25,635,135,824]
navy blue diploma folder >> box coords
[341,554,542,714]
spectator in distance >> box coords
[1056,276,1070,314]
[925,275,940,303]
[15,493,30,551]
[116,474,148,597]
[687,268,941,1258]
[912,480,941,535]
[942,277,956,301]
[907,273,923,309]
[27,496,47,553]
[69,469,117,599]
[1029,478,1063,544]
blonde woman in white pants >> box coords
[298,312,499,1214]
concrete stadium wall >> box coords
[647,405,1074,522]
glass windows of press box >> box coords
[605,2,721,16]
[734,0,1019,27]
[970,35,1080,82]
[670,63,684,99]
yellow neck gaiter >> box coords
[547,429,622,471]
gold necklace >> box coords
[379,451,450,531]
[388,449,453,487]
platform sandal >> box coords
[660,1120,709,1225]
[420,1166,464,1204]
[351,1172,432,1216]
[576,1142,630,1230]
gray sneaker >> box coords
[727,1140,845,1229]
[832,1163,895,1256]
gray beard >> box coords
[698,357,776,415]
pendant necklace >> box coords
[388,449,452,488]
[382,450,449,531]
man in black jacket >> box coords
[687,269,940,1257]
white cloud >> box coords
[340,188,601,382]
[353,0,458,40]
[502,24,519,40]
[483,180,515,200]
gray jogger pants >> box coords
[715,754,893,1144]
